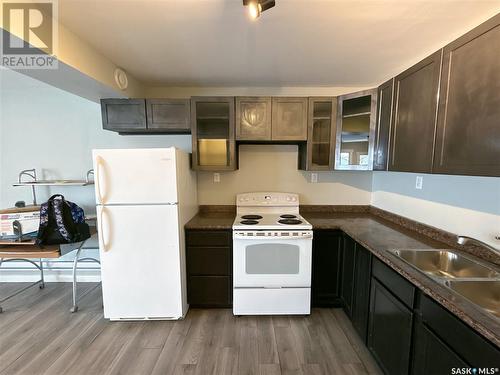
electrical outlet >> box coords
[311,173,318,183]
[415,175,423,190]
[213,173,220,183]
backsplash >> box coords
[197,144,373,205]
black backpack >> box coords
[36,195,91,246]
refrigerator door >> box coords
[92,148,178,205]
[97,204,184,320]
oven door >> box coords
[233,232,312,288]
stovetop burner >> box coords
[240,220,259,225]
[280,214,297,219]
[278,219,303,225]
[241,215,263,220]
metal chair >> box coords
[0,245,57,313]
[0,237,100,313]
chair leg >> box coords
[0,258,47,313]
[70,244,84,313]
[39,259,45,289]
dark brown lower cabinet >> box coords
[418,294,500,368]
[185,230,232,307]
[187,276,230,307]
[411,317,467,375]
[351,245,372,342]
[340,235,356,317]
[311,230,343,307]
[368,278,413,375]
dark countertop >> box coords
[185,212,235,230]
[185,210,500,347]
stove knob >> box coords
[291,197,297,202]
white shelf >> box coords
[342,112,371,119]
[13,180,94,187]
[13,169,94,205]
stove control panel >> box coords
[236,192,299,206]
[233,231,313,239]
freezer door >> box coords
[96,204,184,319]
[92,148,178,205]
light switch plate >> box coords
[415,175,423,190]
[311,173,318,183]
[213,173,220,183]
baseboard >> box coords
[0,268,101,282]
[0,257,101,282]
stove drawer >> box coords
[233,288,311,315]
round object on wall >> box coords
[114,68,128,90]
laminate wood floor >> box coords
[0,283,382,375]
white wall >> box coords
[371,172,500,248]
[0,69,190,215]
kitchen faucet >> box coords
[456,235,500,257]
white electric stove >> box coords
[232,192,313,316]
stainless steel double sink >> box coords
[390,249,500,319]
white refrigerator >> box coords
[92,148,197,320]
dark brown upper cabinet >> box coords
[101,98,191,134]
[373,79,394,171]
[101,99,147,132]
[190,96,237,171]
[145,99,190,133]
[299,97,337,170]
[389,50,442,173]
[334,89,377,170]
[271,97,308,141]
[433,14,500,177]
[235,97,272,141]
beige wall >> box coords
[197,144,373,205]
[0,9,145,98]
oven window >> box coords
[245,243,300,274]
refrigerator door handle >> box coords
[99,207,110,252]
[95,155,105,204]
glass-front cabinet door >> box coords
[335,89,377,170]
[191,97,237,171]
[302,97,337,170]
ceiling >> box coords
[58,0,500,87]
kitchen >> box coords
[0,1,499,375]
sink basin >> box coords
[391,249,500,279]
[446,280,500,318]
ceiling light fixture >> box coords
[243,0,275,20]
